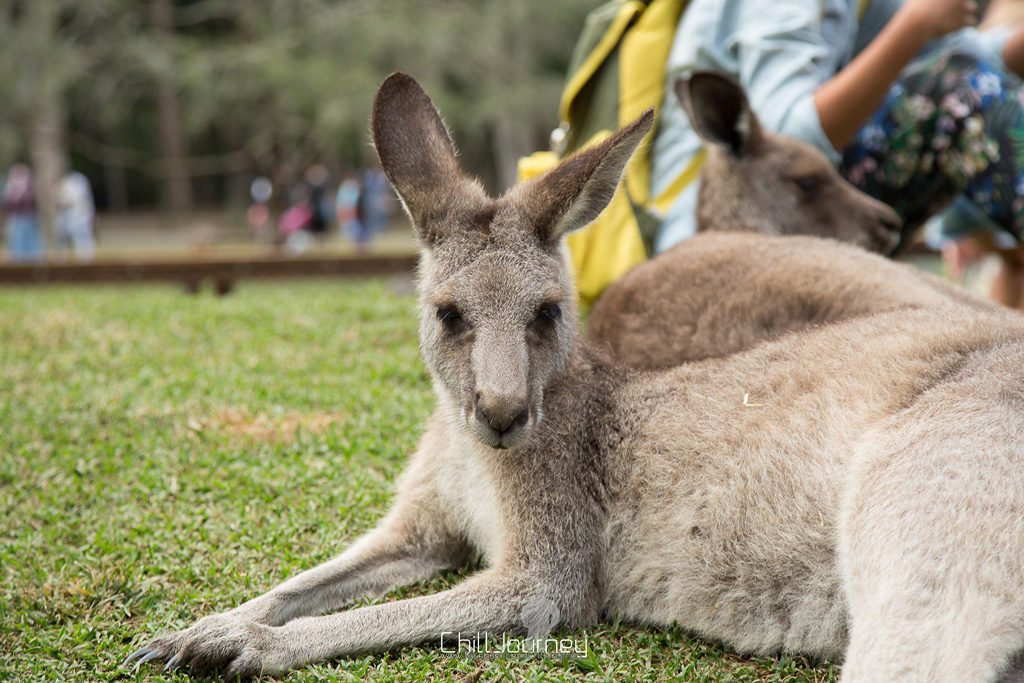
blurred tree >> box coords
[0,0,71,241]
[0,0,595,215]
[151,0,195,212]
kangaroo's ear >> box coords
[676,71,762,157]
[372,72,474,241]
[516,109,654,244]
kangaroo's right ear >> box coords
[675,71,763,157]
[372,73,470,241]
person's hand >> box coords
[899,0,977,41]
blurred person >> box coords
[277,183,313,254]
[936,224,1024,308]
[356,168,391,246]
[335,171,366,251]
[985,0,1024,29]
[652,0,1024,258]
[928,0,1024,308]
[2,164,44,262]
[55,170,96,261]
[304,164,331,241]
[247,176,274,241]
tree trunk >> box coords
[23,0,68,245]
[103,162,129,213]
[491,118,524,193]
[29,90,67,244]
[151,0,193,214]
[224,125,249,209]
[487,0,531,192]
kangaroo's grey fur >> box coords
[129,73,1024,682]
[588,231,999,370]
[682,71,902,253]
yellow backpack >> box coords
[520,0,872,306]
[518,0,694,306]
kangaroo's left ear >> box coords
[372,72,485,243]
[676,71,763,157]
[513,109,654,244]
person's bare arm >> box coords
[814,0,978,150]
[1002,27,1024,77]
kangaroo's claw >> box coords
[123,647,151,666]
[134,649,163,668]
[163,652,182,671]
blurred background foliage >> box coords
[0,0,594,223]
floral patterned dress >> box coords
[841,50,1024,247]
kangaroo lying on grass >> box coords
[589,72,985,369]
[130,73,1024,681]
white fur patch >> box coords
[434,393,506,566]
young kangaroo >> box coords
[682,71,902,253]
[130,74,1024,682]
[588,72,981,370]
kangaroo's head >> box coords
[372,73,651,450]
[677,71,901,253]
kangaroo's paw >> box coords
[126,614,290,678]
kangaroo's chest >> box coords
[436,437,506,566]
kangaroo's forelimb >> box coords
[218,571,558,678]
[238,515,468,627]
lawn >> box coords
[0,279,837,682]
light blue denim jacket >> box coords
[652,0,1011,252]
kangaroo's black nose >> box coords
[475,392,529,435]
[880,212,903,235]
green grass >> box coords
[0,279,837,682]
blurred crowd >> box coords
[1,162,394,263]
[250,164,394,255]
[2,164,95,263]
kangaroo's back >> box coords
[587,231,1000,369]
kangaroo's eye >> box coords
[437,305,466,333]
[792,175,825,194]
[532,302,561,329]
